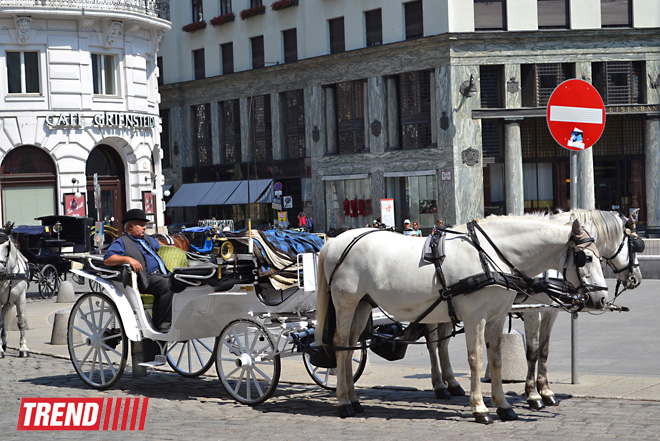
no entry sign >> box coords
[546,79,606,151]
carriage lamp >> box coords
[71,178,82,198]
[460,74,478,98]
[52,221,62,241]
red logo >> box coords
[17,397,148,431]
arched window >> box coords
[86,144,126,226]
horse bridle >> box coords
[561,229,608,306]
[603,215,644,297]
[0,231,12,279]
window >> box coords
[284,89,306,158]
[601,0,631,27]
[329,17,345,54]
[592,61,642,105]
[220,0,232,15]
[252,95,272,161]
[474,0,506,31]
[324,177,372,230]
[404,1,423,40]
[193,49,205,80]
[524,163,554,211]
[251,36,264,69]
[365,9,382,47]
[480,65,504,159]
[6,51,39,94]
[160,109,171,168]
[221,43,234,74]
[538,0,569,29]
[385,174,438,229]
[336,80,366,154]
[521,63,575,107]
[192,104,212,165]
[283,29,298,64]
[250,0,262,7]
[221,99,241,163]
[91,53,116,95]
[157,56,163,86]
[192,0,203,21]
[400,71,432,150]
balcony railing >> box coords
[0,0,170,20]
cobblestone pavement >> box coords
[2,353,660,441]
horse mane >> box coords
[567,209,623,246]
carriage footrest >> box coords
[138,355,167,367]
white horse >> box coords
[315,216,608,423]
[0,225,30,358]
[425,209,643,408]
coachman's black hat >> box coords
[122,208,149,224]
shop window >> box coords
[385,174,438,229]
[538,0,569,29]
[221,99,241,163]
[251,36,264,69]
[523,162,554,211]
[284,89,306,158]
[601,0,631,27]
[193,49,205,80]
[329,17,345,54]
[283,29,298,64]
[160,109,171,168]
[404,1,423,40]
[521,63,575,107]
[324,177,371,230]
[221,43,234,74]
[592,61,642,105]
[192,0,203,21]
[336,80,367,154]
[252,94,272,161]
[6,51,40,94]
[365,9,382,47]
[192,103,212,165]
[220,0,232,15]
[400,71,432,150]
[474,0,506,31]
[91,53,116,95]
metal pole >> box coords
[570,151,579,384]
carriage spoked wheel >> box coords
[67,292,128,389]
[215,319,281,405]
[38,264,59,299]
[302,342,368,390]
[166,337,217,377]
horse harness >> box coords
[603,213,644,299]
[0,231,29,282]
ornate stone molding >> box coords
[106,20,123,46]
[15,16,31,43]
[461,147,479,166]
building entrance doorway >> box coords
[86,144,126,228]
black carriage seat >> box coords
[20,247,62,266]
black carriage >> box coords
[11,215,94,298]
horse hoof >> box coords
[0,352,4,359]
[448,385,466,396]
[527,398,545,410]
[542,395,558,406]
[473,412,493,425]
[497,407,518,421]
[434,388,451,400]
[1,344,5,352]
[18,351,29,358]
[338,404,355,418]
[351,401,364,414]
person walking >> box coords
[412,221,422,237]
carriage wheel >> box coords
[89,280,103,293]
[71,273,85,285]
[166,337,216,377]
[38,264,59,299]
[215,319,281,405]
[303,342,368,390]
[67,292,128,389]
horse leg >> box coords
[342,300,372,414]
[484,315,517,422]
[13,282,29,357]
[426,324,450,399]
[0,304,7,358]
[537,310,559,406]
[463,317,492,424]
[437,322,465,396]
[523,311,544,409]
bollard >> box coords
[484,329,527,383]
[50,311,70,345]
[56,281,77,303]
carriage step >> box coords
[138,355,167,367]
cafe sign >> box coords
[46,112,157,130]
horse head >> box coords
[564,219,608,310]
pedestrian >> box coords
[412,221,422,237]
[103,208,173,332]
[402,219,414,236]
[431,218,444,234]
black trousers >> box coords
[145,273,173,327]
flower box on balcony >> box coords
[182,20,207,33]
[210,12,235,27]
[271,0,298,11]
[240,5,266,20]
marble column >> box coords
[575,62,595,209]
[645,117,660,234]
[305,85,327,231]
[504,120,524,215]
[240,97,252,162]
[325,87,337,154]
[367,76,387,154]
[387,78,399,148]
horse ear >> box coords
[571,219,583,237]
[627,208,640,228]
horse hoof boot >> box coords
[18,351,29,358]
[497,407,518,421]
[473,412,493,425]
[527,398,545,410]
[448,385,466,396]
[542,395,558,407]
[351,401,364,414]
[434,388,451,400]
[338,404,355,418]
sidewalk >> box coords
[6,281,660,403]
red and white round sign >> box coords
[546,79,606,151]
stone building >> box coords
[159,0,660,234]
[0,1,170,230]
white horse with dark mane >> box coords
[424,209,643,409]
[0,223,30,358]
[315,216,608,423]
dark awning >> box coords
[223,179,273,205]
[197,181,241,206]
[166,182,214,208]
[166,180,273,208]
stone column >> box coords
[367,76,387,154]
[575,62,595,209]
[240,97,252,162]
[504,120,524,215]
[645,117,660,235]
[387,78,399,148]
[305,85,327,231]
[325,87,337,154]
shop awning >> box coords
[197,181,242,206]
[223,179,273,205]
[166,182,214,207]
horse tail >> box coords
[315,243,331,345]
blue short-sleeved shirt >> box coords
[104,235,162,274]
